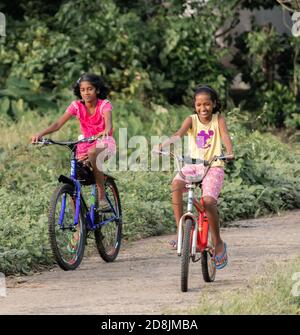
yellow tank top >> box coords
[187,113,224,168]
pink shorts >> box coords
[173,165,224,201]
[76,136,116,160]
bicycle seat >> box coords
[185,175,204,183]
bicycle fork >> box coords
[177,184,198,257]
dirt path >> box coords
[0,210,299,315]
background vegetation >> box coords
[1,0,299,131]
[186,256,300,315]
[0,0,299,274]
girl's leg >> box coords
[201,167,225,257]
[202,196,224,256]
[171,179,186,226]
[87,147,107,201]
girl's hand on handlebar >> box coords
[31,135,42,144]
[97,129,110,139]
[225,153,235,162]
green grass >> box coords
[187,257,300,315]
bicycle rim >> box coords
[48,184,86,270]
[94,178,122,262]
[181,219,192,292]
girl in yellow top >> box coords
[160,85,234,269]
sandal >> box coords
[213,242,228,270]
[169,240,177,250]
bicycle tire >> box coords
[181,218,193,292]
[201,230,216,282]
[48,183,86,270]
[94,177,122,262]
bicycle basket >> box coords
[76,161,95,185]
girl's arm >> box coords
[218,114,234,157]
[159,116,192,150]
[31,112,73,143]
[100,109,113,137]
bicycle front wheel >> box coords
[94,177,122,262]
[181,218,193,292]
[48,183,86,270]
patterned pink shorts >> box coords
[173,165,224,201]
[76,136,116,160]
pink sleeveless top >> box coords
[66,99,115,157]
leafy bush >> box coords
[0,0,235,110]
[0,76,57,120]
[260,82,298,129]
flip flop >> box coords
[213,242,228,270]
[169,240,177,250]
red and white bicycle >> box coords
[155,150,232,292]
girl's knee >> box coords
[88,147,105,162]
[203,196,217,207]
[87,148,96,159]
[171,180,184,192]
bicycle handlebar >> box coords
[32,135,98,148]
[153,150,233,164]
[153,149,234,183]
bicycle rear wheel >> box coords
[201,230,216,282]
[94,177,122,262]
[48,183,86,270]
[181,218,193,292]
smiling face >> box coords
[79,81,98,104]
[194,93,215,122]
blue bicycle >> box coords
[35,136,122,270]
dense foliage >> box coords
[0,0,299,130]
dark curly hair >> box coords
[194,85,221,114]
[73,73,109,100]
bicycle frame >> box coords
[196,198,209,252]
[177,183,194,256]
[177,183,206,257]
[67,155,120,232]
[153,150,233,258]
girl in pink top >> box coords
[31,73,116,210]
